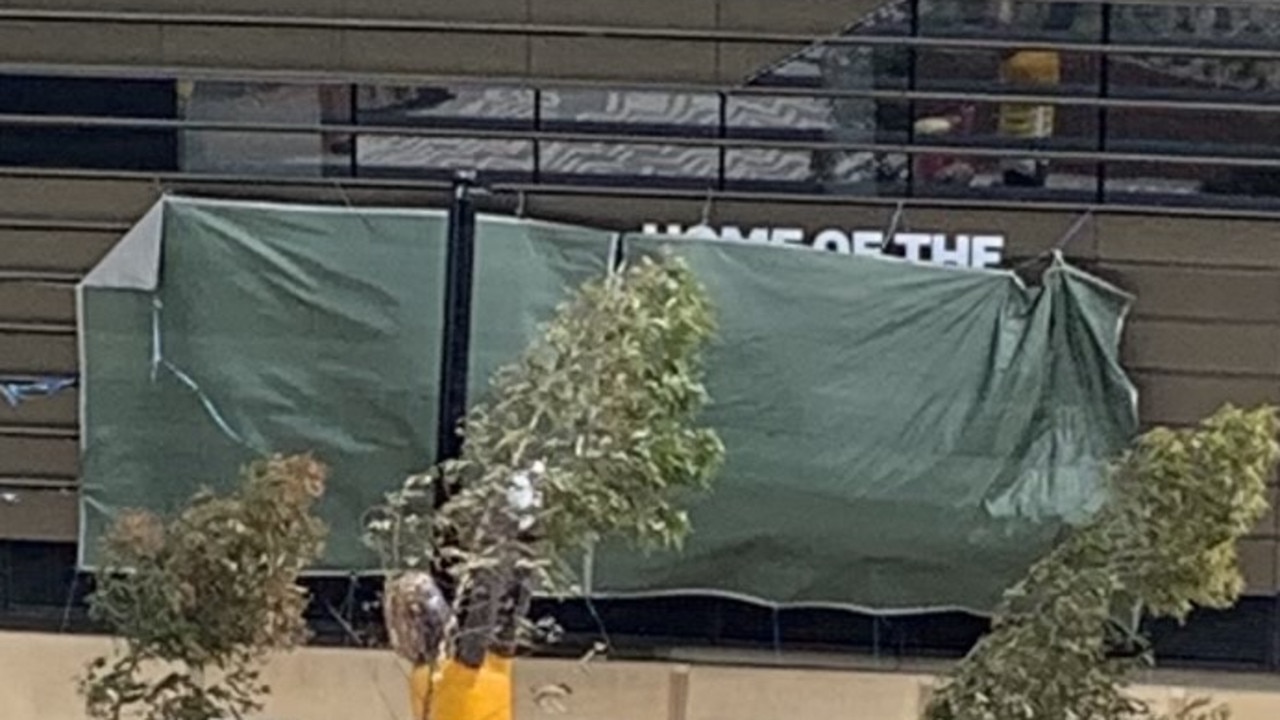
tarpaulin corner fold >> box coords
[77,198,1137,615]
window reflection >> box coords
[1112,2,1280,48]
[1109,4,1280,101]
[725,146,903,195]
[915,48,1099,97]
[180,81,346,177]
[540,142,718,189]
[356,84,534,130]
[540,89,719,137]
[357,137,533,182]
[917,1,1100,40]
[12,0,1280,211]
[1107,160,1280,209]
[1109,107,1280,161]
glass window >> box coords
[0,75,177,171]
[356,84,534,130]
[356,137,533,182]
[748,43,909,92]
[724,146,905,196]
[540,141,718,189]
[1106,159,1280,209]
[1109,3,1280,101]
[1112,2,1280,48]
[180,81,344,178]
[540,88,719,137]
[353,83,535,180]
[735,39,910,194]
[917,1,1101,41]
[1109,52,1280,103]
[915,48,1099,97]
[726,94,911,145]
[916,149,1098,203]
[1107,106,1280,160]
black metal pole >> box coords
[434,170,479,506]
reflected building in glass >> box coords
[9,0,1276,209]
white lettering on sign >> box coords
[639,223,1007,269]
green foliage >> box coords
[81,454,328,720]
[926,405,1280,720]
[366,251,723,634]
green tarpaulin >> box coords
[78,196,1136,613]
[589,235,1137,613]
[78,197,613,570]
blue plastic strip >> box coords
[0,376,78,407]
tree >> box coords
[365,252,724,699]
[925,405,1280,720]
[80,454,328,720]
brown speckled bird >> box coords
[384,570,453,666]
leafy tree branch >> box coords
[81,454,329,720]
[367,252,724,665]
[926,406,1279,720]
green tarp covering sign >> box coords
[78,197,613,570]
[79,196,1137,613]
[590,235,1137,613]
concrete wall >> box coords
[0,0,888,85]
[6,630,1280,720]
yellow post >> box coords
[410,654,514,720]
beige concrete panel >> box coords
[1237,538,1277,595]
[341,29,528,75]
[0,0,345,12]
[513,659,673,720]
[1098,215,1280,270]
[162,25,343,71]
[0,229,119,275]
[0,485,77,541]
[0,331,77,374]
[11,632,1280,720]
[1097,264,1280,324]
[531,0,716,29]
[0,0,530,19]
[0,632,113,720]
[687,665,928,720]
[0,385,77,429]
[718,0,885,34]
[0,435,79,479]
[347,0,529,21]
[0,176,158,223]
[1132,371,1280,427]
[0,282,75,325]
[0,20,162,64]
[1199,689,1280,720]
[531,37,717,82]
[716,41,811,84]
[1122,321,1279,377]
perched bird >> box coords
[384,571,453,665]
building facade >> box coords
[2,0,1280,668]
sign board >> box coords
[640,223,1006,269]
